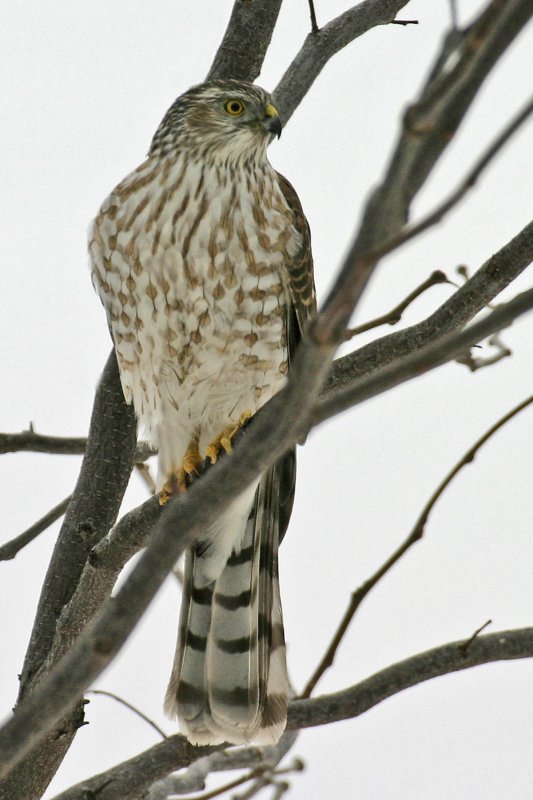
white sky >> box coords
[1,1,532,798]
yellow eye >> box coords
[225,99,245,116]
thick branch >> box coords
[206,0,283,82]
[3,3,531,795]
[0,353,137,800]
[0,323,333,781]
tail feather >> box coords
[164,456,292,745]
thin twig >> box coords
[456,332,512,372]
[307,0,319,33]
[181,768,264,800]
[86,690,167,740]
[368,95,533,261]
[390,18,418,25]
[0,495,72,561]
[459,620,493,656]
[345,270,450,338]
[0,429,154,462]
[302,394,533,697]
[135,462,157,494]
[449,0,459,30]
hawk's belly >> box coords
[90,155,300,467]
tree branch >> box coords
[0,353,137,800]
[316,287,533,425]
[303,394,533,697]
[206,0,283,82]
[0,429,152,461]
[274,0,410,123]
[50,629,533,799]
[0,495,72,561]
[345,270,450,338]
[0,430,87,455]
[326,218,533,396]
[289,628,533,730]
[3,3,532,796]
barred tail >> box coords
[164,455,294,745]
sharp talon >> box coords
[160,436,202,503]
[205,410,253,464]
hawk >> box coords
[89,80,315,745]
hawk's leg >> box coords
[205,410,253,464]
[160,435,202,505]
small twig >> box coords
[0,428,154,461]
[302,394,533,697]
[86,690,167,740]
[135,462,157,494]
[391,18,419,25]
[367,95,533,261]
[181,768,265,800]
[456,332,512,372]
[307,0,319,33]
[459,620,493,656]
[0,495,72,561]
[345,270,450,339]
[448,0,459,30]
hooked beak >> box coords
[264,103,282,139]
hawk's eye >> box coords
[224,99,245,116]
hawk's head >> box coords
[149,80,282,161]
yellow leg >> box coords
[205,410,253,465]
[159,436,202,505]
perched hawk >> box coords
[89,80,315,745]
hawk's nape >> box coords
[89,79,315,745]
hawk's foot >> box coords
[159,438,202,505]
[205,411,253,464]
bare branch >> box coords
[274,0,410,123]
[458,620,493,656]
[289,628,533,731]
[86,690,167,740]
[0,353,137,800]
[0,495,71,561]
[326,218,533,399]
[316,288,533,425]
[4,3,531,793]
[345,270,450,339]
[303,395,533,696]
[368,94,533,259]
[50,739,217,800]
[456,332,512,371]
[0,429,153,461]
[0,430,87,456]
[307,0,319,34]
[51,629,533,798]
[148,732,298,800]
[206,0,283,82]
[354,0,533,252]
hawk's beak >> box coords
[264,104,282,139]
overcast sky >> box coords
[1,1,532,798]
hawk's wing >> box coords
[275,172,316,543]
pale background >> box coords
[1,1,532,798]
